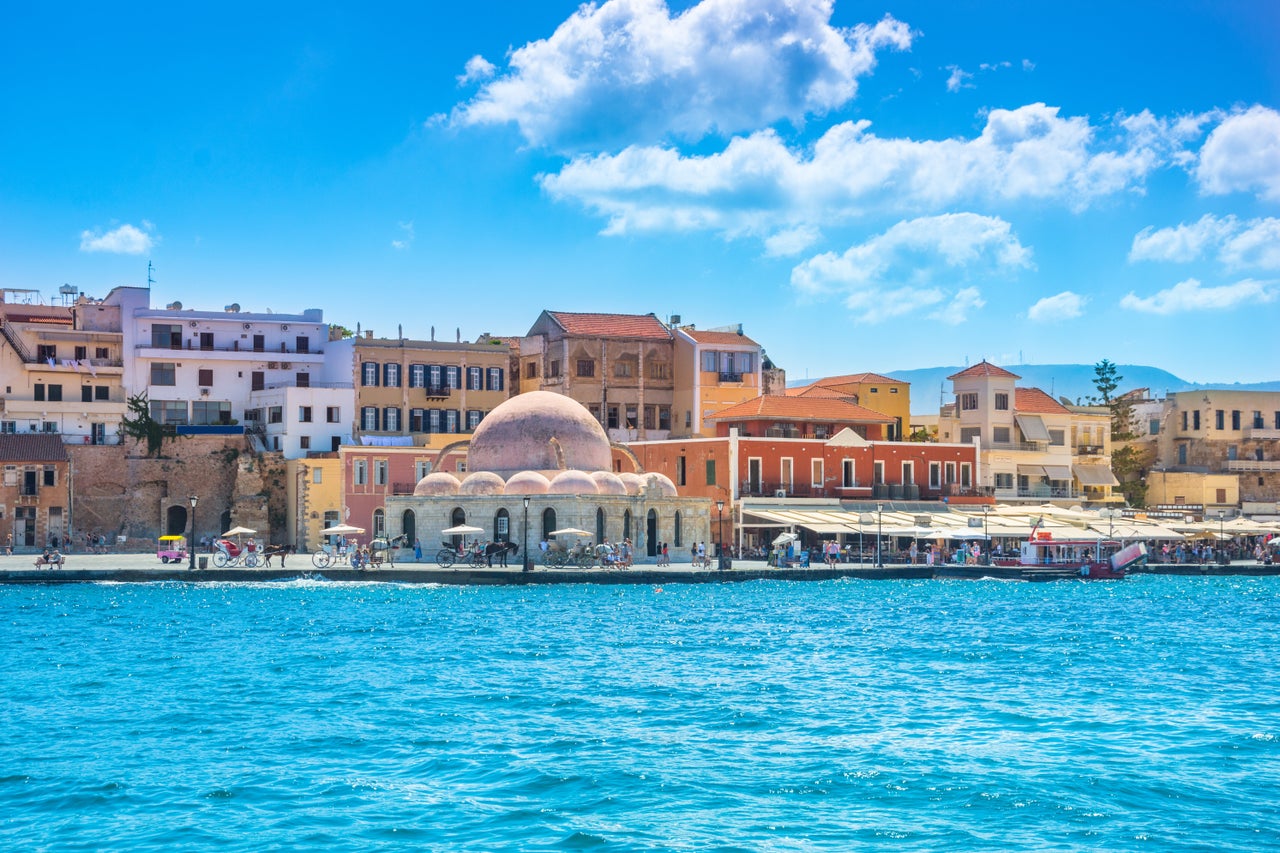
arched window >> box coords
[646,508,658,557]
[401,509,416,543]
[674,511,682,547]
[450,507,466,547]
[542,507,557,541]
[166,504,188,537]
[623,509,632,540]
[495,508,510,543]
[596,507,605,543]
[373,508,386,538]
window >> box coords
[428,409,441,433]
[268,406,283,424]
[675,456,686,486]
[1253,411,1264,429]
[37,344,56,361]
[1181,411,1188,430]
[548,360,560,378]
[842,459,855,487]
[0,422,13,434]
[643,406,655,430]
[150,363,176,386]
[467,367,482,390]
[685,410,692,429]
[244,408,262,423]
[614,361,633,378]
[960,463,972,488]
[312,468,323,484]
[82,386,92,403]
[445,366,460,389]
[45,384,61,402]
[74,345,87,361]
[992,426,1010,444]
[150,324,182,348]
[252,334,265,352]
[994,472,1014,490]
[299,406,313,423]
[929,462,941,488]
[95,347,109,360]
[811,459,823,488]
[659,407,670,431]
[296,373,310,388]
[42,421,57,433]
[873,461,884,485]
[192,401,231,425]
[296,435,308,450]
[870,387,879,394]
[890,387,898,394]
[994,392,1009,410]
[295,336,310,354]
[251,371,264,391]
[944,462,956,484]
[384,363,401,387]
[607,406,619,429]
[353,460,368,486]
[960,427,981,444]
[34,384,44,402]
[409,364,425,388]
[383,407,401,432]
[1193,410,1200,430]
[150,400,188,425]
[199,332,214,350]
[43,465,56,487]
[198,369,213,386]
[466,410,482,430]
[901,461,914,485]
[525,361,538,379]
[1216,409,1225,430]
[374,460,388,486]
[415,460,432,481]
[701,351,717,372]
[428,365,443,389]
[649,362,669,380]
[361,406,378,431]
[327,406,341,423]
[960,393,979,410]
[1149,419,1160,435]
[1049,430,1065,446]
[409,408,425,432]
[361,362,379,386]
[1232,410,1241,430]
[444,409,458,433]
[576,359,595,378]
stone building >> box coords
[384,391,710,562]
[0,434,71,549]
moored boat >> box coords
[992,531,1145,580]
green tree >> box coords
[1091,358,1121,405]
[330,324,355,339]
[119,393,176,457]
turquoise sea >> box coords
[2,575,1278,851]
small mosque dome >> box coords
[618,472,646,496]
[590,471,629,496]
[414,471,461,496]
[503,471,551,495]
[468,391,613,477]
[644,472,678,497]
[548,470,600,495]
[459,471,506,496]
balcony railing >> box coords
[1224,459,1280,471]
[1014,485,1079,499]
[139,341,322,356]
[1243,427,1280,440]
[391,482,417,496]
[987,440,1050,452]
[718,372,743,383]
[1075,444,1105,455]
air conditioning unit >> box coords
[280,362,291,369]
[243,323,252,330]
[189,321,198,327]
[267,361,279,369]
[200,388,210,397]
[774,489,787,498]
[280,324,289,331]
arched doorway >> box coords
[596,508,605,544]
[623,509,632,540]
[495,508,510,543]
[674,511,682,547]
[220,510,231,538]
[401,509,416,543]
[542,507,557,541]
[646,509,658,557]
[166,504,188,537]
[450,507,466,548]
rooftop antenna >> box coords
[398,323,403,341]
[431,325,435,341]
[147,261,155,289]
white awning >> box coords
[1017,464,1047,478]
[1074,463,1120,486]
[1043,465,1073,480]
[1015,414,1051,442]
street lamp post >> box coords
[716,500,725,570]
[187,494,199,571]
[876,502,884,567]
[982,504,990,564]
[523,496,531,572]
[1218,509,1226,564]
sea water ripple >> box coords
[1,575,1278,851]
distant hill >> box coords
[790,364,1280,416]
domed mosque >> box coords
[384,391,710,566]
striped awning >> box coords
[1015,414,1051,442]
[1074,463,1120,486]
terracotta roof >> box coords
[546,311,671,341]
[682,328,759,347]
[709,395,895,423]
[1,305,73,325]
[812,371,901,386]
[787,384,856,399]
[1015,387,1071,415]
[947,360,1020,381]
[0,434,68,462]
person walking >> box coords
[414,538,422,562]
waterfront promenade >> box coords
[0,551,1275,585]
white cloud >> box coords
[1130,214,1280,270]
[945,65,972,92]
[457,55,496,85]
[790,213,1029,322]
[451,0,913,150]
[764,225,820,257]
[1027,290,1086,322]
[1196,106,1280,201]
[542,103,1167,239]
[931,287,986,325]
[391,220,415,250]
[79,223,154,254]
[1119,277,1277,315]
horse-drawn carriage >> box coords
[435,539,517,568]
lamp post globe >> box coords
[187,495,199,571]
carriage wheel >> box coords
[436,549,455,568]
[213,551,229,568]
[244,553,259,568]
[312,550,332,569]
[576,553,595,570]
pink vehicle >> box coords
[157,535,189,564]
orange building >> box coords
[672,325,766,437]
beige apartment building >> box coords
[671,325,765,438]
[936,361,1119,504]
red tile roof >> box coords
[786,384,856,399]
[546,311,672,340]
[0,305,73,325]
[1015,387,1071,415]
[709,395,895,423]
[947,360,1021,381]
[812,371,901,386]
[683,328,759,347]
[0,434,68,462]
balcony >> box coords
[420,385,452,399]
[1015,485,1079,499]
[1075,444,1105,456]
[718,372,743,383]
[988,440,1050,452]
[1244,426,1280,440]
[391,482,417,496]
[1224,459,1280,472]
[137,341,323,359]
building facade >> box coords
[671,325,765,438]
[789,372,911,440]
[0,434,71,548]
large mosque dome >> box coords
[468,390,613,478]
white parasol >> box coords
[442,524,485,535]
[549,527,592,538]
[222,526,257,537]
[320,524,365,535]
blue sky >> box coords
[2,0,1278,384]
